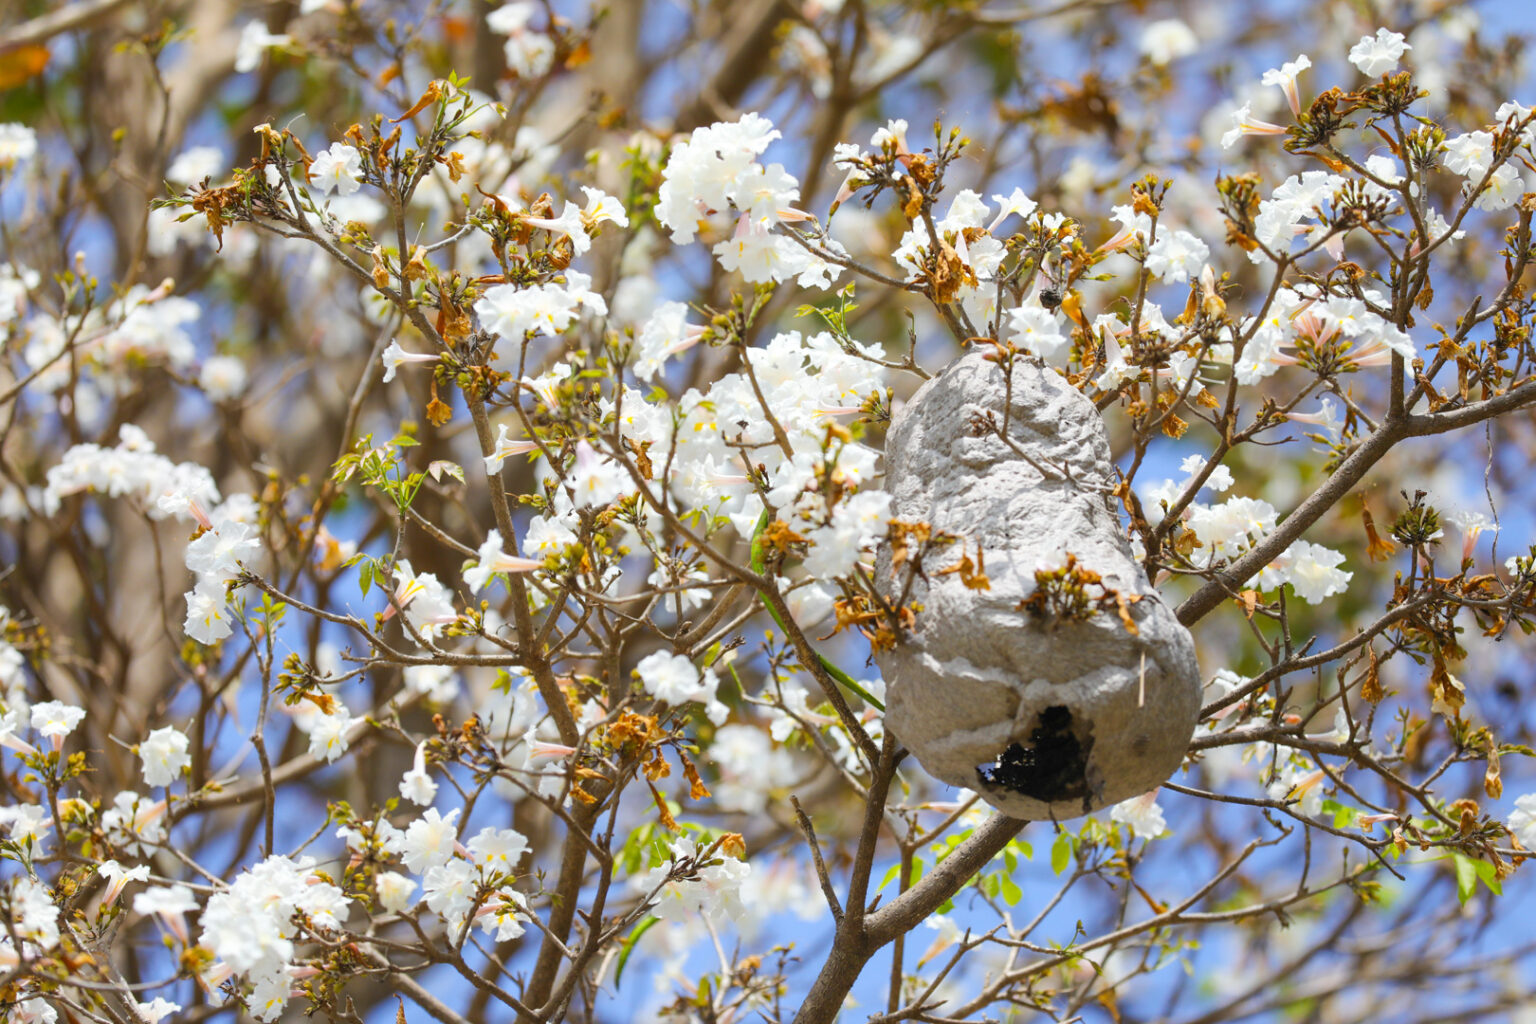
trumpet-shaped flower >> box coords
[464,529,544,592]
[399,741,437,806]
[1260,55,1311,115]
[381,341,439,383]
[1221,103,1289,149]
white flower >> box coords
[399,741,438,806]
[166,146,224,184]
[309,142,363,196]
[505,33,555,79]
[635,651,706,704]
[0,124,38,169]
[636,837,751,926]
[234,21,292,74]
[1261,540,1351,603]
[423,859,478,933]
[183,578,232,645]
[184,518,261,579]
[11,876,60,950]
[464,528,543,592]
[474,275,605,343]
[1260,54,1311,115]
[523,514,577,557]
[132,884,198,944]
[1110,791,1166,839]
[1144,230,1209,284]
[380,341,439,383]
[98,860,150,906]
[306,707,357,763]
[401,807,460,873]
[1348,28,1411,78]
[988,187,1038,231]
[467,826,529,872]
[1006,302,1068,358]
[1443,131,1495,178]
[376,871,417,913]
[133,998,181,1024]
[655,113,782,244]
[139,726,191,787]
[199,355,247,400]
[1474,163,1524,211]
[567,441,630,508]
[483,423,539,473]
[31,701,85,744]
[1220,102,1289,150]
[1509,793,1536,848]
[487,2,537,34]
[1138,19,1198,66]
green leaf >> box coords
[1471,856,1503,897]
[1452,854,1477,905]
[358,559,374,598]
[1000,873,1023,906]
[1052,833,1072,875]
[877,862,902,892]
[1323,799,1358,830]
[615,916,659,988]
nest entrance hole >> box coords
[976,705,1092,808]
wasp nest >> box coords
[874,352,1201,820]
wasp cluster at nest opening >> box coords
[976,705,1093,811]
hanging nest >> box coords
[874,352,1201,820]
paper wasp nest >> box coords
[874,352,1201,820]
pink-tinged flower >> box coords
[0,711,38,756]
[31,701,85,750]
[987,187,1038,232]
[133,884,198,945]
[526,740,577,765]
[1221,103,1289,150]
[1261,55,1311,116]
[1445,509,1496,564]
[464,529,544,593]
[98,860,150,906]
[520,201,592,255]
[1109,790,1166,839]
[381,341,439,383]
[483,423,539,473]
[1097,203,1151,253]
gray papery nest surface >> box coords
[875,351,1202,820]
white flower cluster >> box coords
[45,424,219,519]
[488,1,555,79]
[1442,101,1536,211]
[1147,457,1352,605]
[198,855,349,1020]
[635,836,752,926]
[1236,285,1415,385]
[19,285,202,402]
[182,502,263,645]
[635,651,728,724]
[657,113,842,286]
[337,815,533,942]
[886,180,1059,338]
